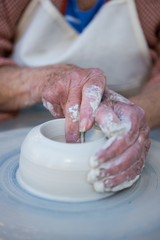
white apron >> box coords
[11,0,151,97]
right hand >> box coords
[87,90,150,192]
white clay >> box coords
[68,104,79,122]
[42,98,60,118]
[84,85,102,113]
[17,119,113,202]
[93,175,140,193]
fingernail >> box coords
[87,169,100,183]
[79,118,91,132]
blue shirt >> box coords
[65,0,106,33]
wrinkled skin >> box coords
[87,90,150,192]
[42,66,150,192]
[42,66,105,142]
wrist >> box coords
[130,92,160,129]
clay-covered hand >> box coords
[87,90,150,192]
[42,66,106,142]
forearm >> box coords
[130,78,160,129]
[0,64,73,111]
[0,66,43,111]
[132,0,160,129]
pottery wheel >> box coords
[0,128,160,240]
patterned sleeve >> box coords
[0,0,160,72]
[0,0,31,66]
[135,0,160,89]
[0,0,68,67]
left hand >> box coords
[87,90,150,192]
[42,66,106,142]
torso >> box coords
[11,0,152,97]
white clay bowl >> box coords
[17,119,112,202]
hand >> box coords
[41,65,106,142]
[87,90,150,192]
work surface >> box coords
[0,105,160,240]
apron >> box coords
[11,0,151,97]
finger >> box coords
[87,137,143,183]
[79,69,106,132]
[79,85,103,132]
[91,104,144,165]
[95,103,126,138]
[65,68,105,136]
[65,86,81,143]
[42,98,63,118]
[65,103,80,143]
[104,89,133,105]
[93,156,145,193]
[90,135,132,167]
